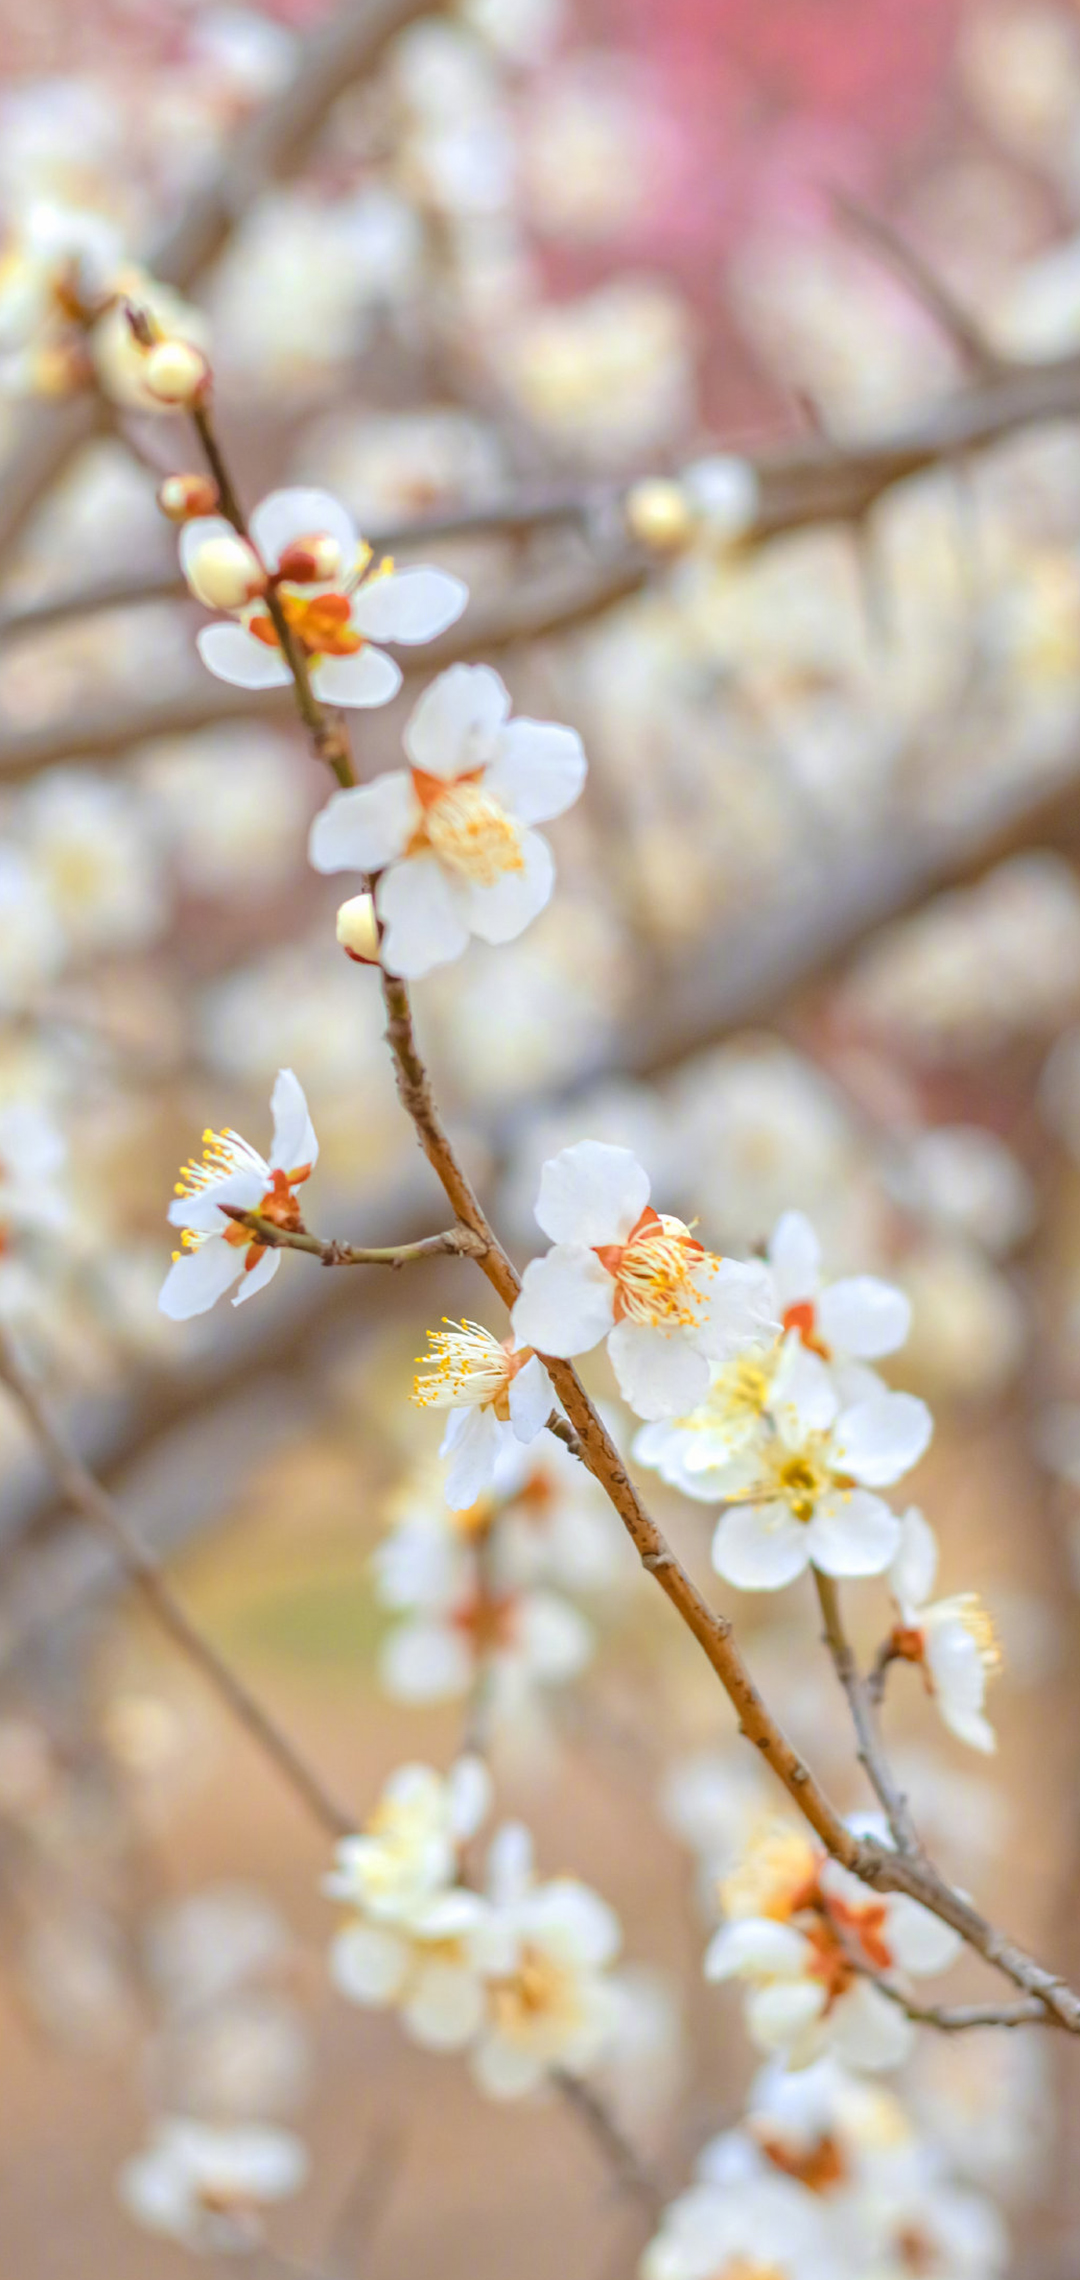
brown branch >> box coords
[554,2071,664,2210]
[0,1330,353,1840]
[219,1206,485,1268]
[813,1571,920,1855]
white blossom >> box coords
[159,1069,317,1320]
[511,1141,777,1420]
[308,663,586,978]
[467,1822,623,2098]
[886,1509,1001,1754]
[374,1494,593,1711]
[118,2118,308,2253]
[412,1317,555,1508]
[183,486,466,708]
[640,2169,835,2280]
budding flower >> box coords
[277,532,347,584]
[157,473,220,524]
[336,893,380,965]
[141,337,210,407]
[624,477,696,553]
[185,532,267,610]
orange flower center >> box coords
[248,589,362,658]
[595,1205,707,1329]
[781,1298,831,1359]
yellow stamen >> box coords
[422,782,525,887]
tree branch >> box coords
[218,1207,485,1267]
[813,1571,921,1855]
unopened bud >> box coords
[277,533,346,584]
[157,472,220,523]
[142,337,211,407]
[680,453,759,544]
[336,893,380,965]
[186,533,267,610]
[624,477,696,553]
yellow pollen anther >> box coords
[423,782,525,887]
[616,1217,705,1330]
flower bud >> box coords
[276,533,346,584]
[624,477,696,553]
[681,453,759,543]
[157,472,220,523]
[186,533,267,610]
[142,337,210,407]
[336,893,380,965]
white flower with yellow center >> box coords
[886,1508,1001,1755]
[468,1822,623,2098]
[511,1141,778,1420]
[325,1756,490,1926]
[183,486,466,709]
[708,1339,931,1590]
[0,201,121,393]
[633,1344,780,1496]
[118,2118,308,2253]
[640,2169,835,2280]
[158,1068,317,1320]
[413,1318,555,1508]
[705,1818,960,2074]
[766,1210,910,1375]
[308,662,587,978]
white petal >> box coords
[807,1489,901,1578]
[508,1353,554,1441]
[231,1246,281,1306]
[309,772,416,875]
[179,514,240,593]
[379,1620,472,1701]
[524,1878,622,1966]
[310,646,402,707]
[443,1405,503,1507]
[711,1501,810,1590]
[168,1165,265,1233]
[510,1246,615,1357]
[329,1921,410,2005]
[484,719,587,823]
[770,1335,839,1440]
[249,487,357,572]
[607,1319,709,1421]
[828,1979,913,2071]
[376,855,471,979]
[196,621,292,689]
[534,1139,651,1247]
[940,1701,998,1754]
[704,1919,812,1979]
[818,1275,911,1359]
[889,1505,938,1611]
[746,1979,827,2053]
[158,1238,245,1319]
[486,1821,534,1906]
[404,1962,485,2050]
[883,1894,962,1976]
[464,827,553,945]
[517,1590,593,1681]
[404,662,510,779]
[693,1258,779,1363]
[449,1753,492,1839]
[351,567,468,644]
[769,1211,820,1309]
[269,1068,318,1173]
[833,1393,933,1487]
[471,2033,546,2100]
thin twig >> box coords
[813,1571,920,1855]
[219,1207,484,1267]
[0,1331,353,1841]
[553,2071,665,2210]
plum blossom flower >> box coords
[705,1819,960,2073]
[117,2118,308,2252]
[708,1339,931,1590]
[158,1069,317,1320]
[640,2168,834,2280]
[308,663,587,978]
[467,1822,623,2098]
[325,1756,490,1925]
[412,1318,555,1507]
[885,1509,1001,1755]
[511,1141,778,1421]
[183,486,466,708]
[766,1210,911,1378]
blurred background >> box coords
[6,0,1080,2270]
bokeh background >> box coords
[5,0,1080,2270]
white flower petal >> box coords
[404,661,509,783]
[471,2032,546,2100]
[196,621,292,689]
[159,1237,245,1319]
[508,1353,554,1441]
[232,1246,281,1306]
[179,514,241,593]
[694,1258,779,1363]
[443,1405,504,1508]
[768,1211,821,1310]
[168,1165,265,1233]
[607,1319,710,1421]
[403,1961,485,2050]
[883,1894,962,1976]
[517,1589,593,1681]
[486,1821,534,1906]
[747,1979,827,2054]
[818,1275,911,1360]
[510,1246,616,1357]
[534,1139,651,1246]
[329,1921,410,2006]
[249,487,357,572]
[484,719,587,823]
[376,855,471,978]
[379,1620,473,1701]
[309,772,416,875]
[711,1501,810,1590]
[310,646,402,707]
[448,1753,492,1840]
[351,567,468,645]
[525,1878,622,1967]
[269,1068,318,1173]
[833,1393,933,1487]
[889,1505,938,1612]
[704,1919,812,1979]
[770,1335,839,1440]
[828,1978,913,2070]
[464,827,553,944]
[807,1489,901,1578]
